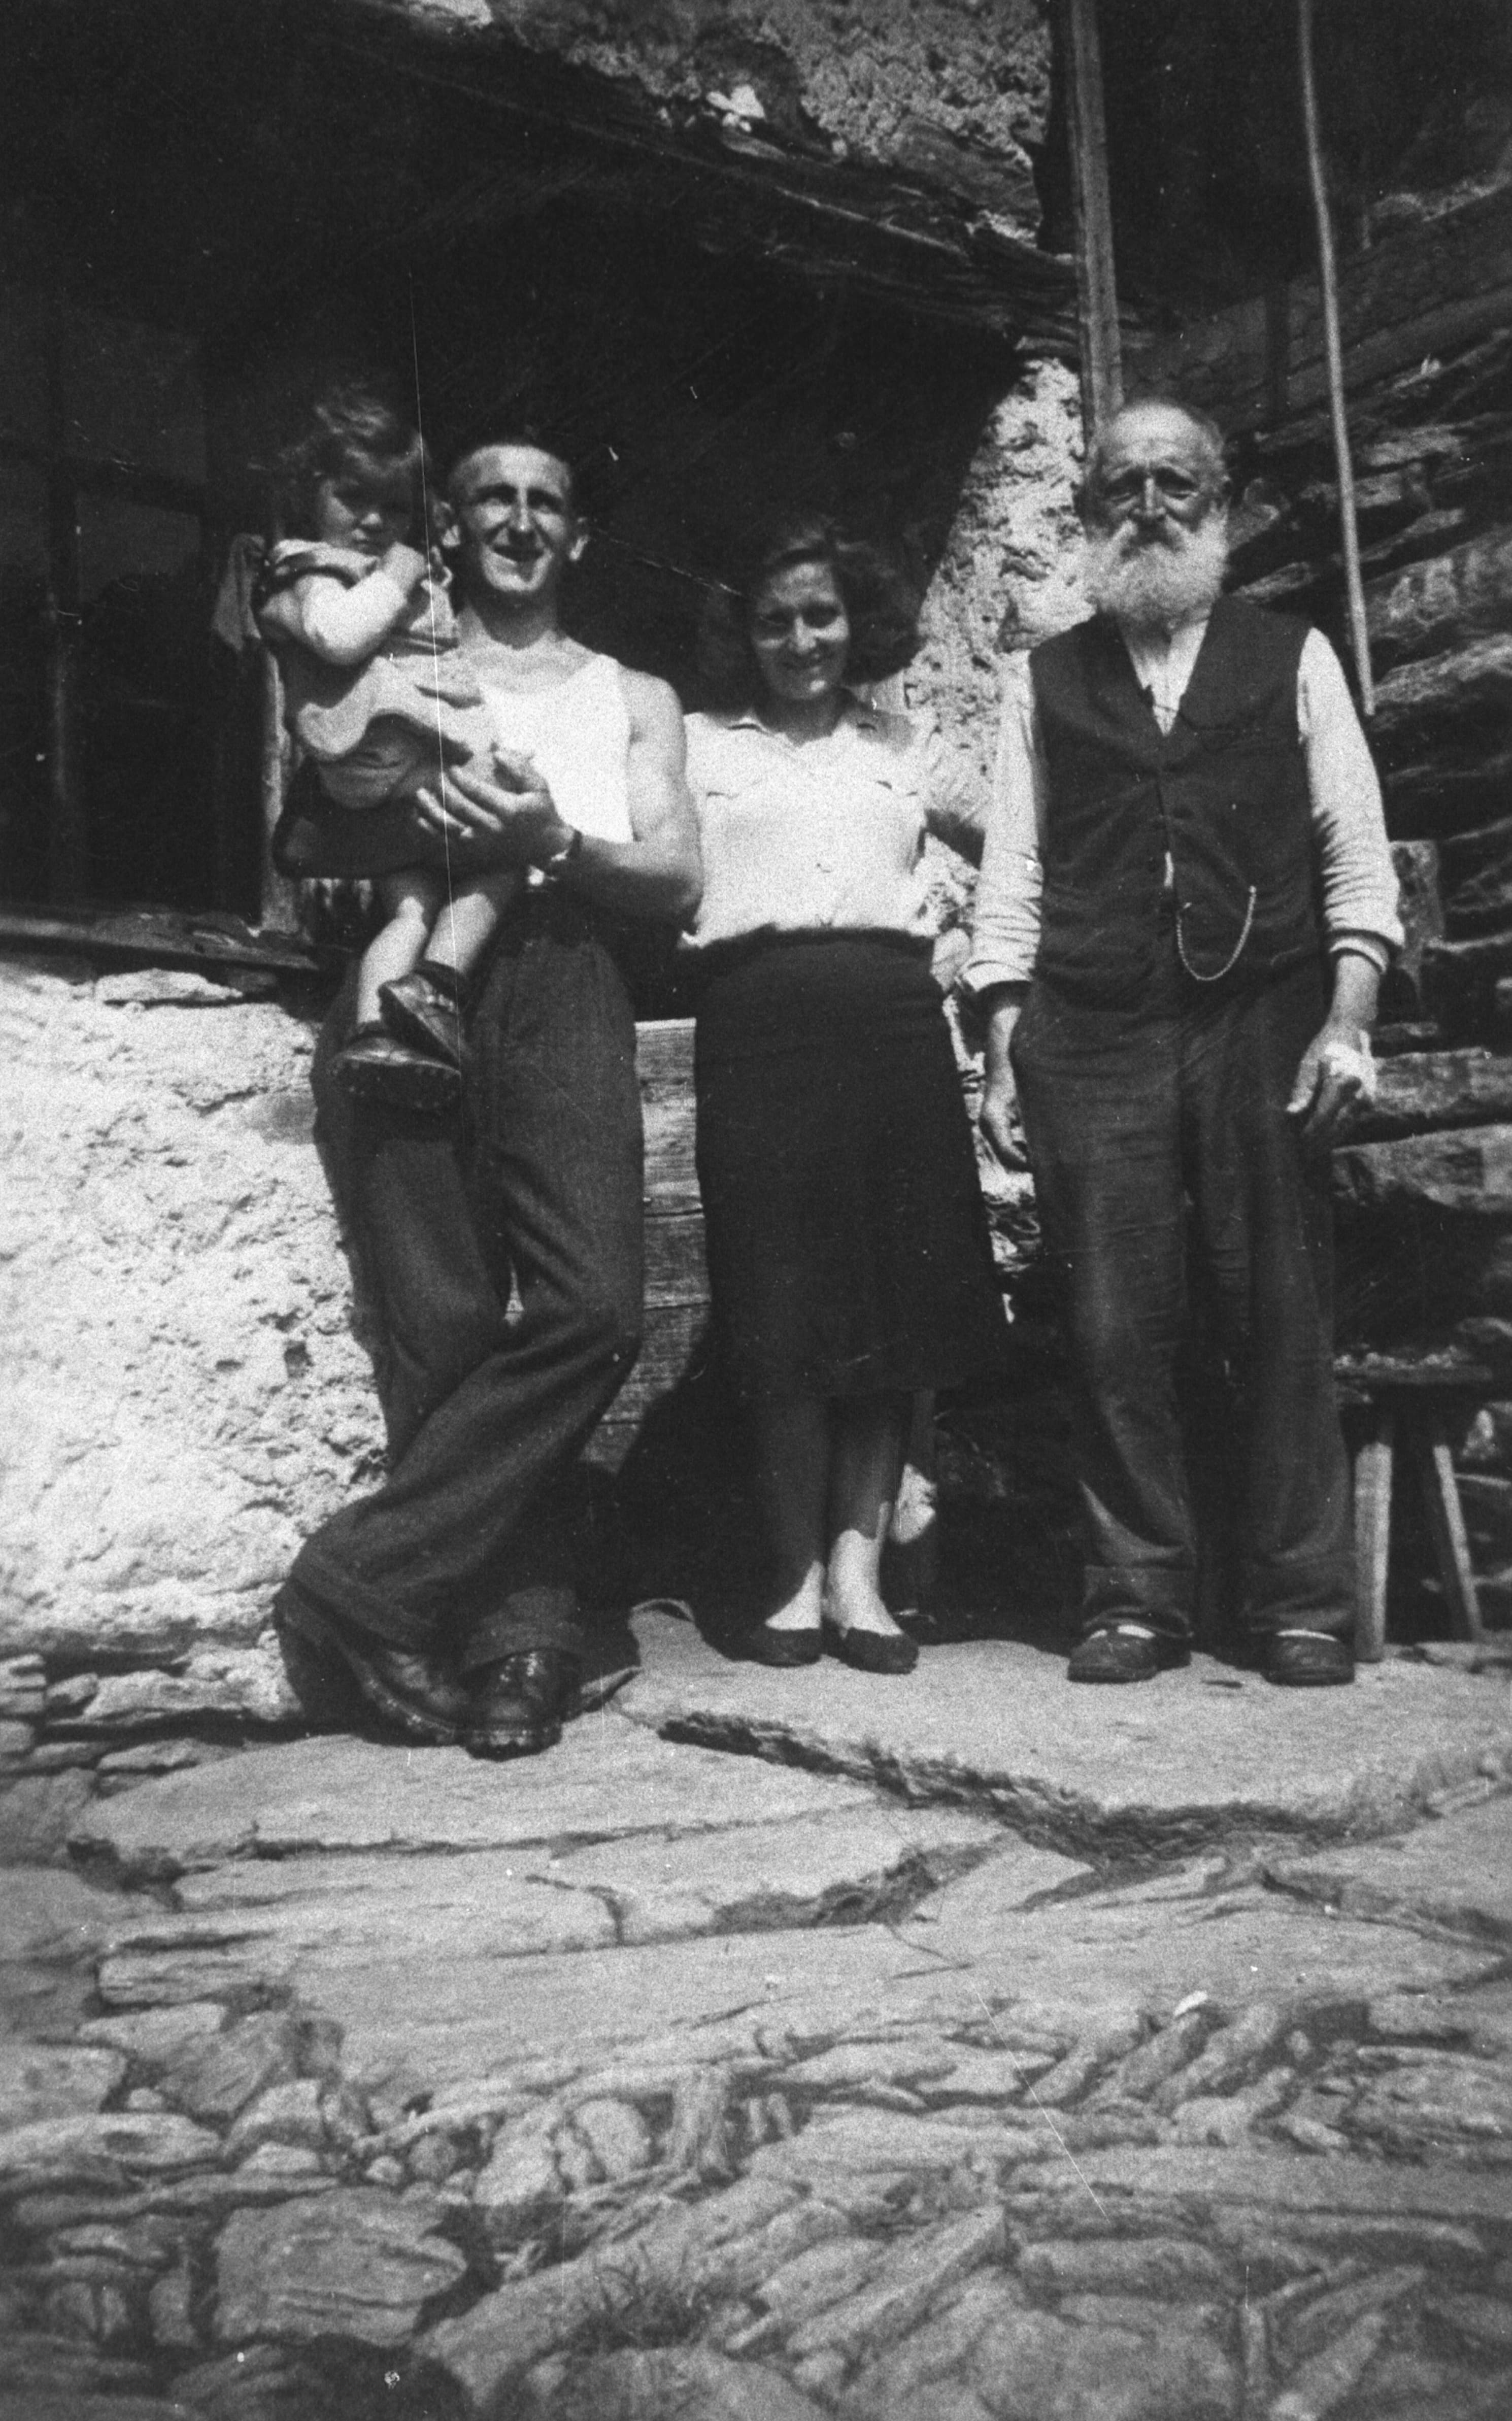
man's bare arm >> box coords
[413,669,701,924]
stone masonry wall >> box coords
[0,956,381,1695]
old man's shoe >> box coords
[465,1650,581,1759]
[1264,1629,1355,1687]
[1067,1621,1190,1684]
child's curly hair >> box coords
[273,384,437,544]
[697,513,922,707]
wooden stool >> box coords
[1337,1356,1488,1661]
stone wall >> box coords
[0,956,379,1695]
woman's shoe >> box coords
[822,1618,918,1675]
[740,1623,823,1667]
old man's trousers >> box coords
[1012,938,1354,1645]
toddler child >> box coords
[257,387,514,1111]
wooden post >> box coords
[1297,0,1374,716]
[1413,1402,1485,1643]
[1060,0,1123,436]
[258,646,300,935]
[1352,1406,1394,1662]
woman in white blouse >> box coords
[684,515,1006,1673]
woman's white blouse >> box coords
[683,698,978,950]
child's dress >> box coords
[257,542,493,878]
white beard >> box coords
[1084,513,1230,635]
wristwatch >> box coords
[541,826,584,879]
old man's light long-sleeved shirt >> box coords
[962,615,1403,998]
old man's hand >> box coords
[414,748,568,869]
[1285,1019,1377,1146]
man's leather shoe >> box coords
[1264,1629,1355,1687]
[275,1586,471,1744]
[1067,1621,1190,1684]
[465,1650,581,1759]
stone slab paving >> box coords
[4,1694,1512,2416]
[69,1721,886,1879]
[617,1607,1512,1847]
[1265,1790,1512,1939]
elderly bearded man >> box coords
[967,398,1401,1688]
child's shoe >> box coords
[331,1022,462,1114]
[378,970,464,1070]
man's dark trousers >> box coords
[288,889,644,1670]
[1012,928,1354,1645]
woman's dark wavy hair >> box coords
[272,384,435,543]
[697,513,922,708]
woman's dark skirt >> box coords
[693,933,1009,1401]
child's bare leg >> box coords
[376,872,514,1070]
[355,869,446,1026]
[423,871,518,983]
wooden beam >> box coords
[322,16,1085,348]
[1060,0,1122,432]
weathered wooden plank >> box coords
[1371,633,1512,746]
[0,904,320,975]
[639,1017,698,1205]
[1333,1124,1512,1217]
[1367,526,1512,668]
[582,1303,713,1470]
[1126,187,1512,433]
[643,1211,709,1308]
[635,1017,694,1089]
[1335,1351,1496,1394]
[1383,748,1512,838]
[1351,1051,1512,1143]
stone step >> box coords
[615,1610,1512,1853]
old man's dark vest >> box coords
[1029,595,1319,1006]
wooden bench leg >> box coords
[1410,1402,1486,1643]
[1353,1408,1394,1663]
